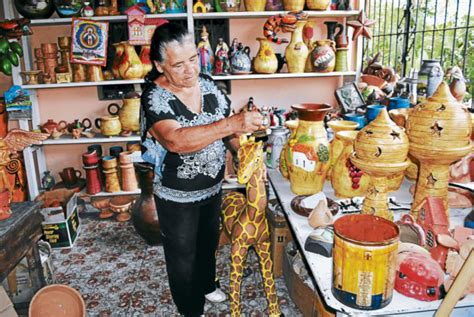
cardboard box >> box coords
[283,243,335,317]
[40,193,81,249]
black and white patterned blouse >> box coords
[140,74,232,203]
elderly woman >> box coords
[141,23,263,316]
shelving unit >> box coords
[3,0,362,199]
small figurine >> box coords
[445,66,467,102]
[197,26,214,75]
[214,38,230,75]
[41,171,56,191]
[229,38,239,60]
[81,2,94,17]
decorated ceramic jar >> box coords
[266,126,289,169]
[285,20,309,73]
[253,38,278,74]
[311,40,336,73]
[108,93,140,133]
[95,115,122,137]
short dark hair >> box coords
[145,23,193,82]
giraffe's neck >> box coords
[245,160,267,218]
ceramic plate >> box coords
[29,284,85,317]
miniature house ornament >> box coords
[125,5,147,45]
[351,108,409,220]
[407,82,472,216]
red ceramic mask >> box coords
[395,251,444,301]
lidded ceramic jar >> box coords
[351,109,409,220]
[407,82,472,215]
[287,104,332,195]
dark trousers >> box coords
[154,193,221,316]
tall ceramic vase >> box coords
[407,83,472,216]
[283,0,304,10]
[279,120,298,179]
[244,0,266,11]
[351,109,410,220]
[285,20,309,73]
[253,38,278,74]
[287,104,332,195]
[118,41,144,80]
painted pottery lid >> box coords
[29,284,85,317]
[333,214,399,245]
[291,104,332,121]
[407,82,472,160]
[354,108,409,164]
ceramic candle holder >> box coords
[351,108,410,220]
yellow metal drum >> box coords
[332,214,399,310]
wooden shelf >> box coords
[193,10,360,19]
[42,134,140,145]
[21,79,144,89]
[213,71,356,80]
[29,13,187,26]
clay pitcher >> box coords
[287,104,332,195]
[253,38,278,74]
[285,20,309,73]
[244,0,266,10]
[118,41,144,80]
[112,42,125,79]
[139,45,152,78]
[132,162,161,245]
[311,40,336,73]
[306,0,330,10]
[279,120,298,179]
[108,93,140,133]
[327,120,359,177]
[283,0,304,10]
[331,131,370,198]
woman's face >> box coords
[156,40,199,88]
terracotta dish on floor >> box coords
[29,284,85,317]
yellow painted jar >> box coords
[108,94,140,133]
[283,0,305,10]
[306,0,330,10]
[253,38,278,74]
[287,104,332,195]
[95,115,122,137]
[331,131,370,198]
[333,214,399,310]
[279,120,298,179]
[285,20,309,73]
[327,120,359,177]
[244,0,265,11]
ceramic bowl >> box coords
[109,196,135,213]
[29,284,85,317]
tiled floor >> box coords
[52,208,302,316]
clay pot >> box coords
[118,41,144,80]
[407,82,472,216]
[331,131,370,198]
[283,0,304,10]
[327,120,359,176]
[95,115,122,137]
[311,40,336,73]
[279,120,298,178]
[244,0,266,11]
[132,162,161,245]
[107,93,140,133]
[285,20,309,73]
[253,38,278,74]
[351,109,410,220]
[139,45,152,77]
[307,0,330,10]
[287,104,332,195]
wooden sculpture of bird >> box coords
[445,66,466,102]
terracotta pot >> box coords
[139,45,152,77]
[283,0,304,10]
[244,0,266,11]
[285,20,309,73]
[327,120,358,177]
[331,131,370,198]
[118,41,144,80]
[0,102,8,138]
[351,109,410,220]
[306,0,330,10]
[311,39,336,73]
[407,82,472,216]
[132,162,161,245]
[29,284,85,317]
[253,38,278,74]
[95,115,122,137]
[279,120,298,178]
[287,104,332,195]
[107,94,140,133]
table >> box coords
[268,170,474,316]
[0,202,46,300]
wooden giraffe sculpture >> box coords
[222,135,281,317]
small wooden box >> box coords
[266,199,292,278]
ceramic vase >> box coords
[83,150,102,195]
[407,83,472,216]
[132,162,161,245]
[283,0,304,10]
[244,0,265,11]
[335,48,348,72]
[140,45,152,77]
[351,109,410,220]
[108,94,140,133]
[418,59,444,99]
[253,38,278,74]
[285,20,309,73]
[112,42,124,79]
[266,126,289,169]
[303,21,316,73]
[279,120,298,179]
[118,41,144,80]
[331,131,370,198]
[287,104,332,195]
[231,45,252,74]
[306,0,330,10]
[311,40,336,73]
[327,120,359,177]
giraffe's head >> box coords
[237,135,264,184]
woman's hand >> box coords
[228,110,264,135]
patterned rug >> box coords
[52,208,302,316]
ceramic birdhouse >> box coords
[125,5,146,45]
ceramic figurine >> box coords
[81,1,94,16]
[324,21,343,42]
[308,199,334,228]
[285,19,309,73]
[197,26,214,76]
[263,11,307,45]
[40,119,67,134]
[244,0,265,11]
[351,109,410,220]
[310,39,336,73]
[283,0,304,10]
[445,66,466,102]
[230,42,252,74]
[41,171,55,190]
[221,135,281,317]
[307,0,330,10]
[279,120,298,178]
[253,38,278,74]
[107,92,141,133]
[407,83,472,216]
[72,127,83,139]
[287,104,332,195]
[214,38,231,75]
